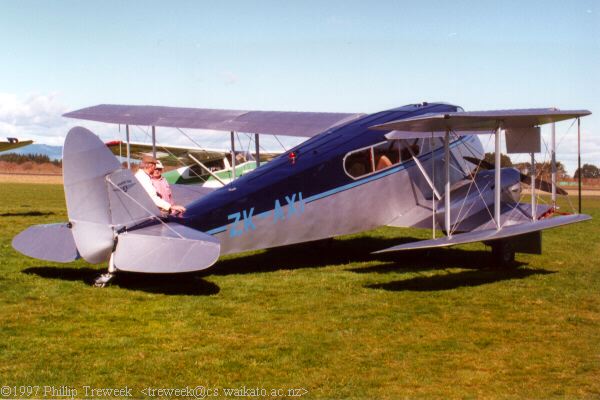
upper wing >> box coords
[64,104,365,137]
[0,139,34,152]
[370,108,591,135]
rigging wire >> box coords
[450,132,496,234]
[273,135,288,152]
[105,178,185,240]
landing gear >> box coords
[93,272,115,288]
[491,240,516,268]
[93,252,117,287]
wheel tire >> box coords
[491,240,516,268]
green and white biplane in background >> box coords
[105,140,281,187]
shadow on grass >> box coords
[22,267,219,296]
[366,268,555,292]
[114,272,220,296]
[347,247,521,274]
[1,211,55,217]
[208,236,419,276]
[210,236,510,276]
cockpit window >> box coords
[345,148,373,178]
[344,139,421,179]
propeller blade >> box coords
[520,175,568,195]
[464,156,494,170]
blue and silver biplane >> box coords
[12,102,592,286]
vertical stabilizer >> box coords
[63,127,157,263]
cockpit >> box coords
[343,139,421,179]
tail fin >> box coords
[62,126,158,263]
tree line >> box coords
[482,153,598,179]
[0,152,62,167]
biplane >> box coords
[103,139,281,187]
[12,102,591,286]
[0,137,33,152]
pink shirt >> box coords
[151,176,174,206]
[134,169,171,211]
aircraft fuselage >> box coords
[179,103,484,255]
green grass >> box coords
[1,183,599,399]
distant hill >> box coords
[1,144,63,160]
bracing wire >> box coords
[274,135,288,152]
[105,178,185,240]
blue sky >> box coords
[0,0,598,172]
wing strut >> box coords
[531,152,537,221]
[187,154,226,186]
[126,124,131,169]
[551,121,556,207]
[230,131,236,180]
[405,140,441,200]
[152,125,157,159]
[578,117,582,213]
[255,133,260,167]
[444,129,452,238]
[494,124,502,230]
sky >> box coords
[0,0,598,173]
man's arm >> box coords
[135,170,172,211]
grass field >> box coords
[1,182,599,399]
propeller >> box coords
[463,156,568,195]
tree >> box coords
[484,152,513,167]
[574,163,600,179]
[513,160,568,180]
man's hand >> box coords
[170,204,186,216]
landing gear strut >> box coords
[491,240,516,268]
[94,252,117,287]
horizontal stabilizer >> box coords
[12,223,80,263]
[374,214,591,254]
[114,222,220,273]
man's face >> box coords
[144,162,156,174]
[153,168,162,178]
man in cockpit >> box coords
[134,155,186,216]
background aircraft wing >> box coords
[105,140,282,166]
[65,104,365,137]
[0,139,33,152]
[105,140,229,165]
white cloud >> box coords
[0,92,295,154]
[0,93,67,128]
[0,92,70,145]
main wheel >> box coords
[491,240,516,268]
